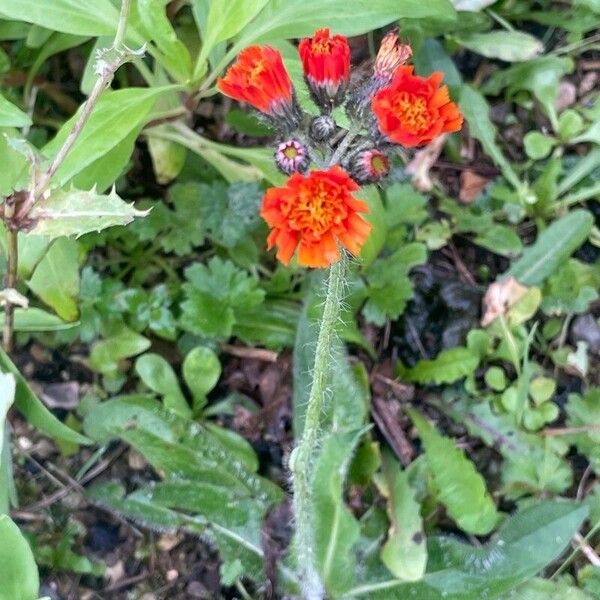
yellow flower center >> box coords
[392,92,431,134]
[286,183,345,237]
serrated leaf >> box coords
[409,409,499,535]
[402,347,480,385]
[313,430,363,597]
[506,210,594,286]
[28,187,148,239]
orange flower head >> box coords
[372,66,463,147]
[299,29,351,110]
[218,45,300,131]
[374,30,412,80]
[261,166,372,268]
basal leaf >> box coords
[313,430,363,597]
[402,347,480,385]
[506,209,594,286]
[0,346,90,445]
[27,187,148,239]
[409,409,499,535]
[0,515,39,600]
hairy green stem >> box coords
[290,254,347,599]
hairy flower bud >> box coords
[350,148,390,184]
[274,139,310,175]
[309,115,336,142]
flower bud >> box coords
[350,148,390,184]
[309,115,336,142]
[274,139,310,175]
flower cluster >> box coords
[218,29,462,268]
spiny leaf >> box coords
[28,187,148,239]
[409,409,499,535]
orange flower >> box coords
[261,167,371,268]
[218,45,300,130]
[299,29,350,109]
[372,66,463,147]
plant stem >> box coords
[290,254,347,599]
[2,221,18,353]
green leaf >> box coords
[402,347,480,385]
[409,409,499,535]
[566,388,600,474]
[137,0,192,81]
[0,93,31,127]
[180,257,265,340]
[135,353,190,418]
[182,346,221,410]
[413,38,462,93]
[0,130,30,196]
[0,307,77,332]
[27,237,79,321]
[0,346,89,445]
[453,31,543,62]
[160,182,204,256]
[500,578,593,600]
[363,243,427,326]
[238,0,456,48]
[506,209,594,286]
[89,327,151,377]
[347,501,587,599]
[0,515,39,600]
[43,87,175,190]
[313,430,362,597]
[0,0,123,36]
[379,455,427,582]
[460,86,522,191]
[195,0,269,76]
[524,131,555,160]
[27,187,148,239]
[357,185,387,267]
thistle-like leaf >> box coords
[27,187,148,239]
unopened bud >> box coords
[274,139,310,175]
[309,115,336,142]
[350,148,390,184]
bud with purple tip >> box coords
[274,139,310,175]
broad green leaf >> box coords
[44,87,176,189]
[460,86,522,191]
[358,186,387,267]
[0,308,77,332]
[500,578,592,600]
[506,209,594,286]
[0,94,31,127]
[0,346,90,445]
[195,0,269,76]
[0,130,29,195]
[566,388,600,474]
[0,373,15,465]
[27,237,79,322]
[379,455,427,582]
[401,347,480,385]
[27,187,148,239]
[137,0,192,81]
[0,515,39,600]
[135,353,190,418]
[453,31,543,62]
[182,346,221,410]
[88,480,267,583]
[524,131,555,160]
[83,395,280,497]
[347,501,587,599]
[409,409,499,535]
[0,0,121,37]
[89,327,150,376]
[238,0,456,48]
[313,430,362,597]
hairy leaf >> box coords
[402,347,480,385]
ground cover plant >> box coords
[0,0,599,598]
